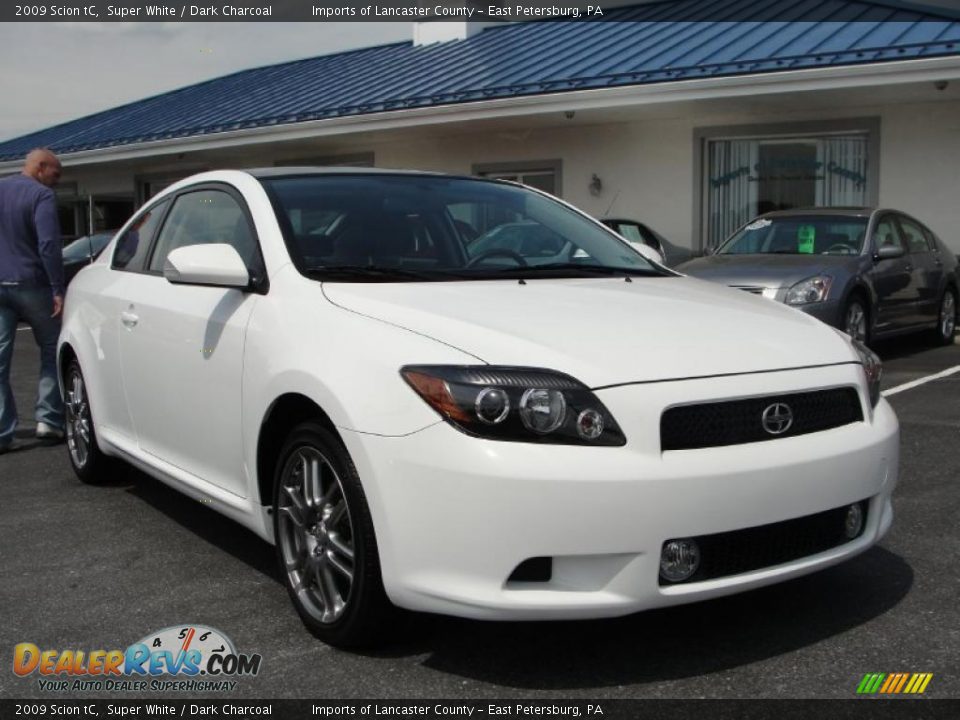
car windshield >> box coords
[718,216,868,256]
[259,175,663,281]
[62,232,114,262]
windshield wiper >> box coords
[305,265,439,281]
[475,263,663,277]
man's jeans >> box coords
[0,286,64,446]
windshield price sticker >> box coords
[797,225,816,254]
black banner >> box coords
[3,700,960,720]
[4,0,960,23]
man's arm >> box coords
[34,189,65,309]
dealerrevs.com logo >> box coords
[13,624,262,692]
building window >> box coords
[698,120,879,250]
[474,160,562,196]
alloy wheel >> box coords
[940,291,956,341]
[845,302,867,344]
[66,369,92,469]
[277,446,355,624]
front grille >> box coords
[659,501,869,585]
[661,387,862,451]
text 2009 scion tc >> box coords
[59,169,898,647]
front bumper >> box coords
[342,364,898,620]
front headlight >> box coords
[401,365,626,446]
[786,275,833,305]
[851,338,882,408]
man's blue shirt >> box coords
[0,174,64,295]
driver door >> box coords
[117,185,263,497]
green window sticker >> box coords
[798,225,816,254]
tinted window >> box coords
[112,200,168,271]
[873,217,904,252]
[148,190,258,273]
[898,217,931,254]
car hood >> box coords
[322,277,854,387]
[678,254,858,288]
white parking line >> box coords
[882,365,960,398]
[17,326,31,332]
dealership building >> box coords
[1,0,959,252]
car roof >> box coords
[244,167,481,182]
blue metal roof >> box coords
[2,0,959,161]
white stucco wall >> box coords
[878,102,960,249]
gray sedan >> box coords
[677,208,958,346]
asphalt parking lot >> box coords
[1,327,958,700]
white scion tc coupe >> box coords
[59,169,899,647]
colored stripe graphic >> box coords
[893,674,909,693]
[857,673,932,694]
[879,674,898,693]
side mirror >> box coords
[701,246,714,257]
[630,241,664,265]
[164,243,250,289]
[874,244,905,261]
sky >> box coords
[0,22,410,143]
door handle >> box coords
[120,311,139,328]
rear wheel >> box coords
[64,360,112,484]
[273,422,394,647]
[933,288,956,346]
[843,297,870,345]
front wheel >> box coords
[843,298,870,345]
[933,288,956,346]
[64,360,112,484]
[273,422,394,647]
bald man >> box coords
[0,148,66,453]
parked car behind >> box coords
[60,170,898,647]
[601,218,693,267]
[62,231,116,285]
[677,208,958,346]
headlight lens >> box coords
[851,338,882,407]
[786,275,833,305]
[401,365,626,445]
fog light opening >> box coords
[660,538,701,583]
[507,557,553,584]
[844,503,865,540]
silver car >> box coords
[678,208,958,346]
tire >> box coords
[843,296,870,346]
[64,360,113,484]
[932,288,957,346]
[273,422,394,647]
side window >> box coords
[148,189,259,274]
[112,200,169,272]
[898,217,930,254]
[873,217,904,252]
